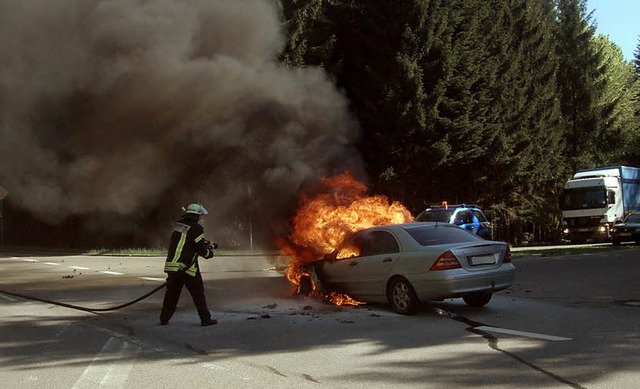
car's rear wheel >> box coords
[611,238,621,245]
[387,277,419,315]
[462,292,492,307]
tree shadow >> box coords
[2,272,638,388]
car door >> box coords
[321,230,400,297]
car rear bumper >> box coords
[408,265,516,301]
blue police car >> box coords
[415,203,493,240]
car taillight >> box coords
[503,247,512,263]
[430,250,462,270]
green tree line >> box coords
[277,0,640,244]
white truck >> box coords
[561,166,640,243]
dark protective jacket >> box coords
[163,213,213,276]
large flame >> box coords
[279,171,413,305]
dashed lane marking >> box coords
[72,336,141,389]
[99,271,123,275]
[5,258,164,283]
[0,293,18,302]
[475,326,572,341]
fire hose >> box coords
[0,242,218,313]
[0,282,167,313]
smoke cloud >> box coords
[0,0,362,247]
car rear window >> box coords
[415,209,453,222]
[403,225,480,246]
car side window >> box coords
[335,232,368,259]
[358,231,399,256]
[472,210,487,222]
[455,210,473,225]
[336,239,360,259]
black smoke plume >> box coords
[0,0,361,248]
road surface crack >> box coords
[432,306,586,389]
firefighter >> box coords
[160,203,218,326]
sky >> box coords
[588,0,640,61]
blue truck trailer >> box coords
[561,166,640,242]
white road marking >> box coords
[99,271,123,275]
[43,262,61,266]
[20,258,39,262]
[70,266,90,270]
[475,326,572,341]
[72,337,140,389]
[138,277,165,282]
[201,362,252,381]
[0,293,18,302]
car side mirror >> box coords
[454,219,464,226]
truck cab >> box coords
[561,166,640,243]
[561,176,621,242]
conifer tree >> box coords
[591,35,637,164]
[283,0,453,206]
[555,0,607,171]
[625,38,640,165]
[436,0,564,242]
[277,0,325,67]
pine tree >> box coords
[484,0,565,242]
[285,1,453,207]
[625,37,640,165]
[591,35,637,164]
[435,0,565,242]
[277,0,325,67]
[555,0,608,171]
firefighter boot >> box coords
[201,317,218,326]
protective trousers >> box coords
[160,270,212,323]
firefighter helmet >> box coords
[183,203,208,215]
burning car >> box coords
[298,222,515,314]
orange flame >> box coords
[279,171,413,305]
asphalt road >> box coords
[0,246,638,388]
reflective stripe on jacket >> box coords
[164,214,212,276]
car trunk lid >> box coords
[449,242,508,269]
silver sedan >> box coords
[302,222,515,314]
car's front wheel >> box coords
[298,275,314,296]
[387,277,419,315]
[463,292,492,307]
